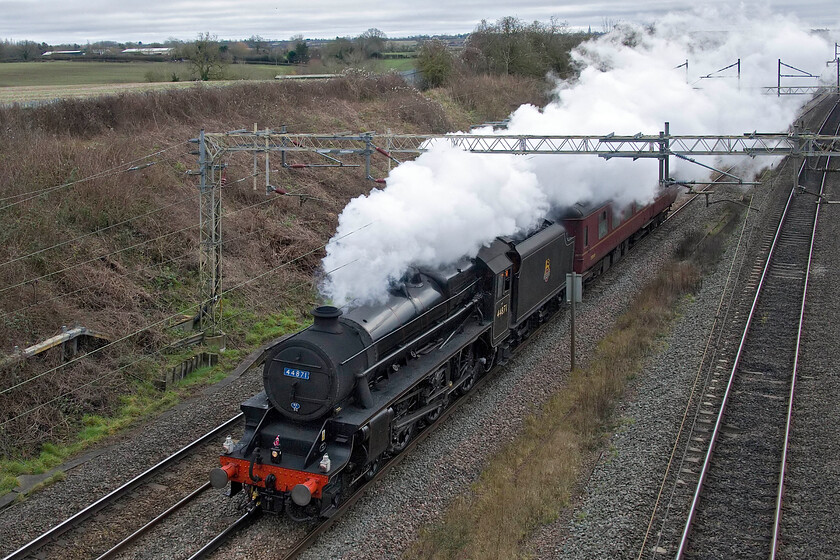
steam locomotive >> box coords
[209,187,678,519]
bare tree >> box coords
[248,35,267,55]
[357,28,387,59]
[17,40,41,61]
[463,16,587,79]
[602,17,620,33]
[183,32,227,81]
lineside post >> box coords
[566,272,582,371]
[197,129,223,336]
[659,122,671,187]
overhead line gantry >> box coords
[192,116,840,335]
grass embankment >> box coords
[408,208,742,559]
[0,73,548,496]
[0,309,305,496]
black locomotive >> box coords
[209,188,676,519]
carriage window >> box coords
[599,211,608,239]
[584,226,589,247]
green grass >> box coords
[0,383,179,494]
[0,300,310,496]
[378,58,417,72]
[0,61,292,88]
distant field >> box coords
[379,58,416,72]
[0,59,417,105]
[0,61,292,87]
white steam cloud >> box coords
[321,6,836,306]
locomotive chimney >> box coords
[311,305,343,334]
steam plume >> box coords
[321,7,835,306]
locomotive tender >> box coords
[209,187,678,519]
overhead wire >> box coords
[0,224,306,322]
[0,179,306,321]
[0,224,198,296]
[0,176,290,297]
[0,194,198,270]
[0,219,375,394]
[0,255,366,427]
[0,169,266,273]
[0,141,191,210]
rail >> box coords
[2,414,242,560]
[769,107,839,559]
[675,98,839,559]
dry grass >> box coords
[408,252,707,559]
[436,71,551,126]
[0,72,545,468]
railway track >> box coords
[4,306,563,560]
[2,142,720,560]
[196,191,700,559]
[639,96,840,559]
[0,335,303,560]
[1,415,244,560]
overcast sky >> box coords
[0,0,838,44]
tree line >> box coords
[0,28,402,66]
[417,16,597,89]
[1,16,598,86]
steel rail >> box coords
[94,482,211,560]
[2,414,242,560]
[186,506,261,560]
[675,98,840,559]
[674,172,798,560]
[769,113,839,559]
[633,166,754,560]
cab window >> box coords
[496,270,510,298]
[598,211,608,239]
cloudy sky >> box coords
[1,0,837,44]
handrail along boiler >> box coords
[209,187,677,518]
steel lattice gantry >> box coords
[202,130,840,161]
[192,125,840,334]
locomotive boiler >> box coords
[209,187,676,518]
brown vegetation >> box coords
[0,72,545,466]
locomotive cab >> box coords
[476,239,513,346]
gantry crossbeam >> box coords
[193,121,840,334]
[203,130,840,161]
